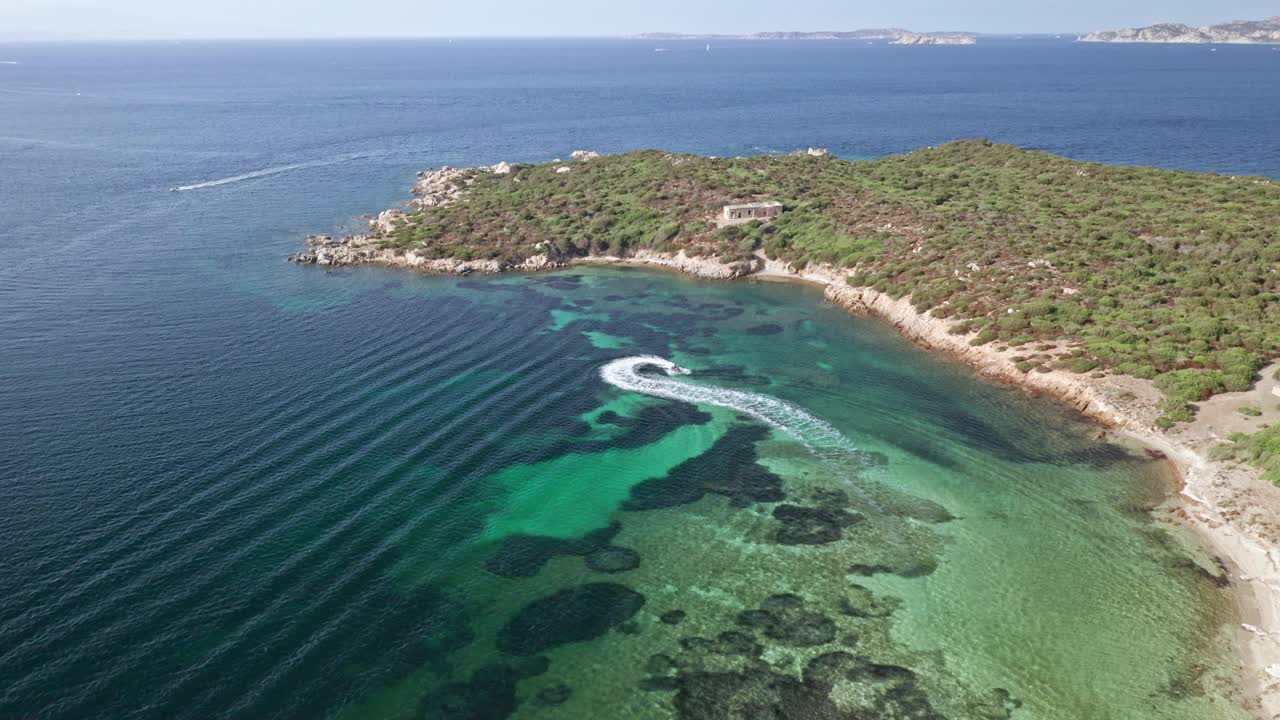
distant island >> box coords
[633,29,977,45]
[1083,16,1280,44]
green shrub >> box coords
[970,329,998,346]
[1239,406,1263,417]
[1057,358,1101,374]
[1214,425,1280,483]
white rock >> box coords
[555,166,572,174]
[570,150,601,161]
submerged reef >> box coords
[497,583,646,656]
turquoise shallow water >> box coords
[4,38,1277,720]
[7,265,1248,719]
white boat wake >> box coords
[170,152,376,192]
[600,356,954,541]
[599,356,858,461]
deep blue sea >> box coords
[2,38,1279,720]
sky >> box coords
[0,0,1275,40]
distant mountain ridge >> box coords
[1082,16,1280,44]
[632,29,977,44]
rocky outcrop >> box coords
[1083,17,1280,44]
[570,150,602,162]
[289,234,562,274]
[410,166,472,208]
[890,32,976,45]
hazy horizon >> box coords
[0,1,1275,42]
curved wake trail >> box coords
[598,355,922,534]
[599,356,859,464]
[170,152,377,191]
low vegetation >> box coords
[378,141,1280,427]
[1213,426,1280,484]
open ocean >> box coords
[2,38,1278,719]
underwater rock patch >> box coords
[647,653,681,675]
[584,545,641,573]
[801,652,945,719]
[772,504,862,545]
[839,584,901,619]
[624,425,785,511]
[418,664,520,720]
[484,523,621,578]
[735,594,837,647]
[745,323,784,336]
[497,583,645,656]
[673,669,834,719]
[533,684,572,706]
[680,632,763,658]
[848,558,938,578]
[660,609,687,625]
[810,488,850,509]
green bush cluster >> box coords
[1214,426,1280,484]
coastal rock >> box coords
[1083,17,1280,44]
[412,165,472,208]
[370,209,405,234]
[891,32,977,45]
[571,150,602,161]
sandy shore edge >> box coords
[307,245,1280,717]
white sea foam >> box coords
[599,356,856,458]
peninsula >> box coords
[632,29,977,44]
[294,141,1280,713]
[1083,16,1280,44]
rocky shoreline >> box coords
[295,162,1280,718]
[1082,16,1280,45]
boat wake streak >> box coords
[600,359,944,552]
[599,356,858,463]
[170,152,378,192]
